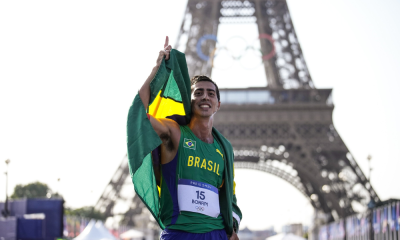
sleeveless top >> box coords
[159,125,225,233]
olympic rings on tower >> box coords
[196,34,276,70]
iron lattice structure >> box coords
[175,0,314,89]
[96,0,379,226]
[214,88,379,219]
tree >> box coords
[11,181,50,199]
[64,206,106,221]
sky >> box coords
[1,0,400,232]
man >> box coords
[132,36,241,239]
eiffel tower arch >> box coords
[96,0,380,230]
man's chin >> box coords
[201,112,214,118]
[193,111,212,118]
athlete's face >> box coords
[191,81,220,118]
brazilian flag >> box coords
[127,49,241,235]
[184,138,196,150]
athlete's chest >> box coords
[178,137,225,187]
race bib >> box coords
[177,179,220,218]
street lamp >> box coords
[57,178,60,196]
[367,155,372,182]
[2,159,10,217]
[366,155,376,210]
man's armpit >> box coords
[159,133,174,151]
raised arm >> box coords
[139,36,172,109]
[138,37,180,162]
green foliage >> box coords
[303,232,309,239]
[64,206,106,221]
[11,181,50,199]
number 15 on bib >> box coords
[177,179,220,218]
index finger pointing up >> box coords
[164,36,169,48]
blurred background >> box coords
[1,0,399,239]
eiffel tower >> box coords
[96,0,380,229]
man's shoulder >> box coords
[212,127,230,142]
[212,127,233,152]
[167,119,182,140]
[157,117,181,147]
[159,117,181,130]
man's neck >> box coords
[188,116,214,144]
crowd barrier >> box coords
[319,200,399,240]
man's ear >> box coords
[216,101,221,111]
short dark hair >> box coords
[190,75,220,101]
